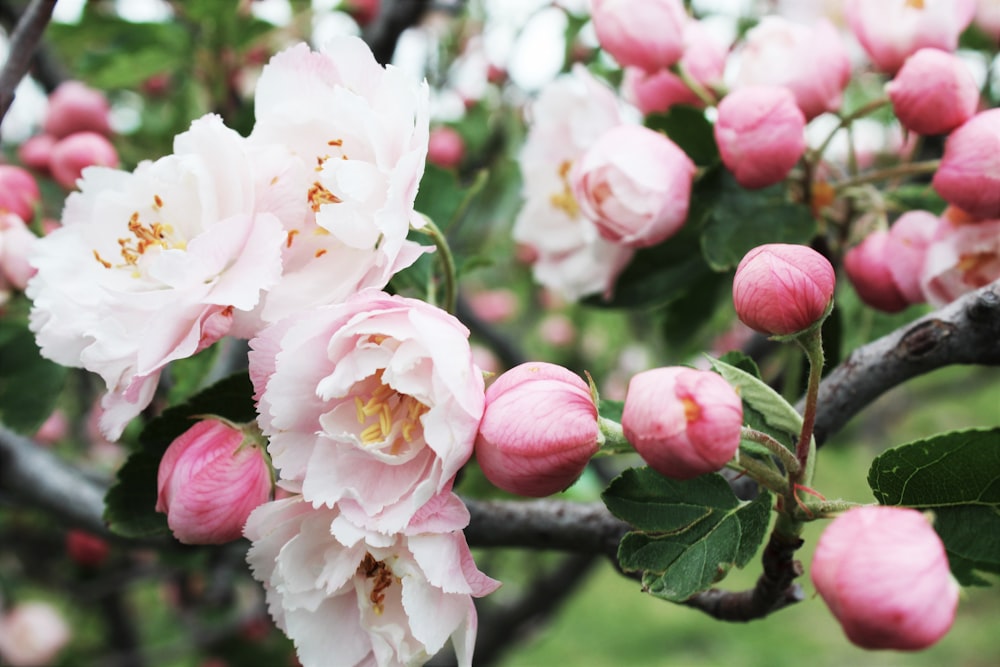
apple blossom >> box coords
[975,0,1000,38]
[921,217,1000,306]
[428,126,465,169]
[475,362,599,497]
[885,210,939,304]
[732,244,835,336]
[0,166,40,221]
[0,212,38,304]
[42,80,112,139]
[887,49,979,136]
[49,131,120,189]
[571,124,695,248]
[156,418,273,544]
[16,134,55,173]
[590,0,687,73]
[714,86,806,190]
[249,289,485,533]
[844,230,909,313]
[932,109,1000,219]
[0,601,71,667]
[65,529,110,568]
[622,366,742,480]
[811,506,958,650]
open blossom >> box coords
[27,114,287,439]
[921,217,1000,306]
[887,49,979,136]
[249,290,485,533]
[0,213,37,304]
[245,495,499,667]
[932,109,1000,219]
[0,601,71,667]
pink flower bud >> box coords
[732,244,835,336]
[65,529,110,568]
[622,366,742,480]
[0,601,71,667]
[975,0,1000,39]
[475,362,599,497]
[343,0,380,26]
[932,109,1000,219]
[885,210,938,304]
[811,506,958,650]
[714,86,806,189]
[42,81,112,139]
[156,419,272,544]
[887,49,979,136]
[844,230,909,313]
[0,212,38,294]
[571,124,695,248]
[427,126,465,169]
[16,135,55,174]
[0,165,40,222]
[49,132,119,190]
[591,0,687,73]
[34,409,68,445]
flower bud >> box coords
[622,366,742,480]
[65,529,110,569]
[342,0,380,26]
[16,135,55,174]
[885,210,938,304]
[156,419,272,544]
[571,124,695,248]
[0,165,40,222]
[42,80,112,139]
[475,362,599,497]
[844,230,909,313]
[932,109,1000,219]
[811,506,958,650]
[714,86,805,189]
[0,212,38,295]
[49,132,119,190]
[732,244,835,336]
[887,49,979,136]
[427,126,465,169]
[591,0,687,73]
[0,601,71,667]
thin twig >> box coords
[0,0,58,123]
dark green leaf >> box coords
[645,106,719,166]
[0,320,68,435]
[885,184,947,215]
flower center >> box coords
[549,160,580,219]
[358,553,397,616]
[92,196,186,274]
[352,369,429,456]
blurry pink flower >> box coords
[845,0,976,74]
[932,109,1000,219]
[343,0,380,26]
[885,210,939,303]
[921,217,1000,305]
[714,86,806,189]
[538,313,576,346]
[475,362,598,497]
[245,495,499,667]
[0,601,71,667]
[888,49,979,136]
[428,126,465,169]
[65,529,110,568]
[811,506,958,650]
[571,124,695,248]
[156,419,272,544]
[975,0,1000,38]
[16,134,55,174]
[249,290,484,533]
[34,409,68,445]
[844,230,909,313]
[49,131,120,189]
[43,81,112,139]
[0,212,38,300]
[733,244,835,336]
[467,288,518,323]
[733,16,851,120]
[591,0,687,73]
[622,366,742,479]
[0,165,40,221]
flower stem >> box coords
[832,159,941,194]
[811,96,891,162]
[725,455,789,497]
[793,325,824,485]
[412,214,457,315]
[674,61,718,108]
[740,427,800,477]
[596,416,633,455]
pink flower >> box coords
[591,0,687,73]
[0,212,38,303]
[0,165,40,221]
[43,81,112,139]
[467,288,518,323]
[733,16,851,120]
[888,49,979,136]
[714,86,806,189]
[49,131,120,189]
[921,217,1000,305]
[244,495,499,667]
[0,601,71,667]
[428,126,465,169]
[342,0,380,26]
[16,134,55,174]
[932,109,1000,219]
[156,419,272,544]
[732,244,836,336]
[844,230,909,313]
[571,124,695,248]
[249,290,484,533]
[65,529,110,568]
[475,362,598,497]
[622,366,742,480]
[975,0,1000,39]
[845,0,976,74]
[811,506,958,650]
[885,210,939,304]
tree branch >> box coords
[0,0,58,123]
[362,0,432,66]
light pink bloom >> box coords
[249,290,484,533]
[27,114,287,440]
[0,165,40,221]
[475,362,598,497]
[888,48,979,136]
[591,0,687,73]
[0,601,71,667]
[811,506,958,650]
[0,212,38,303]
[43,80,112,139]
[845,0,976,74]
[622,366,742,480]
[932,109,1000,219]
[975,0,1000,38]
[714,86,806,189]
[156,419,272,544]
[467,288,518,323]
[733,244,835,335]
[16,134,55,173]
[844,230,909,313]
[244,495,499,667]
[733,16,851,120]
[49,131,120,189]
[34,409,68,445]
[428,126,465,169]
[571,124,694,248]
[921,217,1000,305]
[886,210,939,303]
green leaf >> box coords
[104,373,257,539]
[645,106,718,166]
[0,320,68,435]
[868,428,1000,581]
[709,356,800,451]
[603,468,772,601]
[598,398,624,423]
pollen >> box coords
[93,250,112,269]
[550,160,580,219]
[315,249,327,258]
[286,229,299,248]
[682,397,701,423]
[358,553,396,616]
[351,369,429,451]
[153,194,164,209]
[307,181,343,212]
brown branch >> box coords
[362,0,432,66]
[0,0,57,123]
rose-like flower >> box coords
[42,80,112,139]
[714,86,806,189]
[244,495,499,667]
[811,506,959,650]
[732,244,836,336]
[887,49,979,136]
[571,125,695,248]
[428,126,465,169]
[49,131,120,189]
[0,601,72,667]
[921,217,1000,306]
[591,0,687,73]
[156,419,272,544]
[622,366,742,479]
[249,289,485,533]
[475,362,599,497]
[844,230,909,313]
[932,109,1000,219]
[0,165,40,221]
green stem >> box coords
[596,416,633,455]
[412,215,457,315]
[812,96,891,162]
[674,61,718,108]
[726,455,789,497]
[740,427,800,477]
[832,159,941,194]
[793,325,824,484]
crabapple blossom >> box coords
[590,0,687,73]
[65,530,110,568]
[714,86,806,189]
[244,495,499,667]
[249,289,484,533]
[428,126,465,169]
[844,230,909,313]
[732,244,836,336]
[42,80,112,139]
[0,212,38,304]
[811,506,958,650]
[49,131,120,189]
[0,601,71,667]
[887,49,979,136]
[0,165,40,221]
[16,134,55,173]
[156,419,273,544]
[622,366,743,480]
[475,362,599,497]
[885,210,939,304]
[571,124,695,248]
[975,0,1000,38]
[932,108,1000,219]
[921,217,1000,305]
